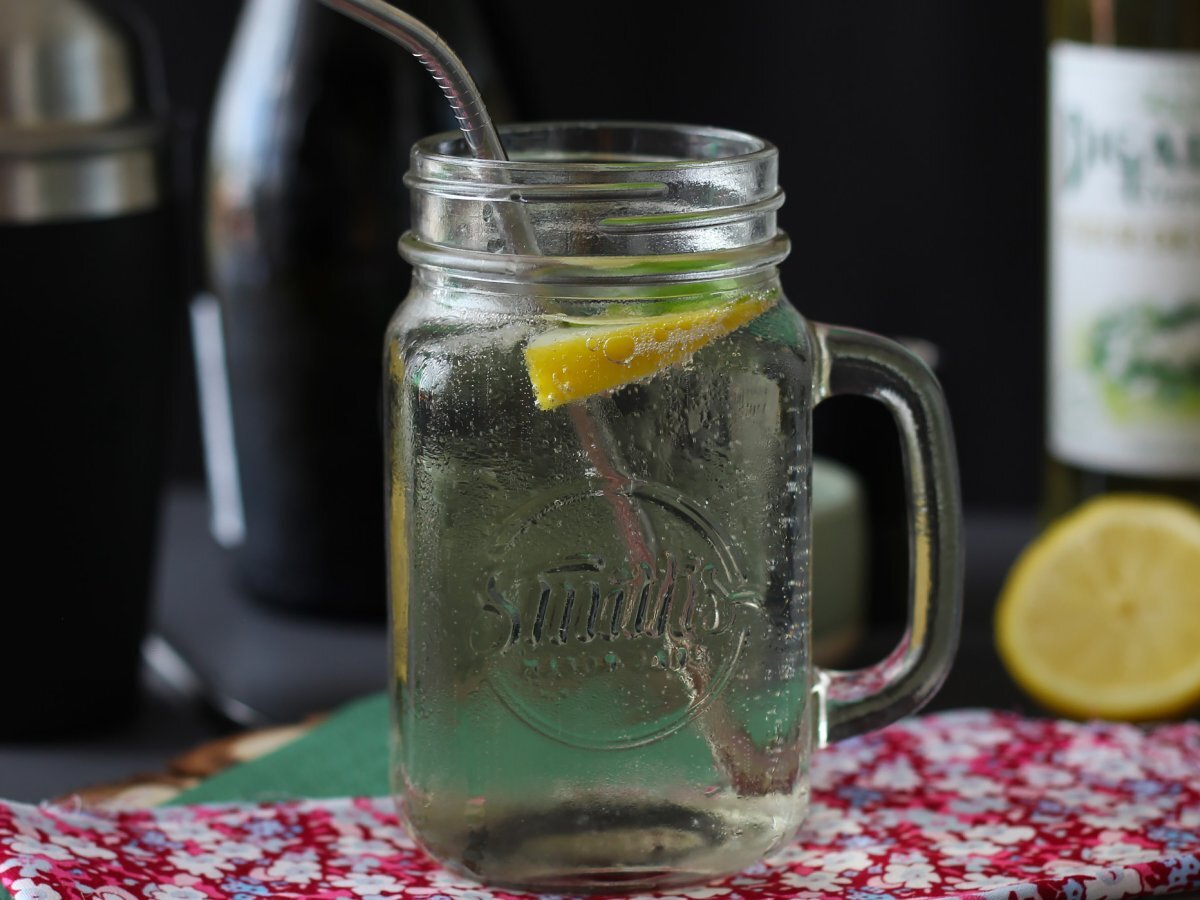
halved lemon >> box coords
[524,294,774,410]
[995,494,1200,721]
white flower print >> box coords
[1086,865,1146,897]
[167,850,234,878]
[145,886,209,900]
[812,745,875,782]
[1084,804,1169,831]
[153,821,224,843]
[779,869,849,892]
[306,799,391,829]
[791,848,872,873]
[92,888,139,900]
[982,882,1042,900]
[937,838,1004,858]
[265,856,322,884]
[644,888,732,900]
[330,872,405,895]
[0,713,1191,900]
[47,809,120,836]
[938,775,1000,799]
[1042,859,1107,878]
[920,739,986,762]
[882,859,941,889]
[212,841,262,861]
[405,889,493,900]
[9,879,61,900]
[358,823,412,850]
[57,835,117,860]
[768,842,813,865]
[866,759,921,791]
[949,796,1011,814]
[966,726,1017,747]
[1046,785,1111,809]
[1084,842,1162,865]
[872,808,968,835]
[1146,746,1199,782]
[336,836,400,857]
[794,804,863,844]
[1019,764,1076,788]
[913,715,1009,747]
[247,836,297,855]
[961,855,994,873]
[11,812,63,837]
[964,824,1035,844]
[421,868,495,890]
[4,837,73,861]
[953,872,1021,891]
[0,856,53,878]
[1060,743,1146,781]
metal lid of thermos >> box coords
[0,0,163,223]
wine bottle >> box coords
[206,0,517,616]
[1043,0,1200,518]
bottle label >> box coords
[1047,42,1200,477]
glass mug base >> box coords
[405,791,809,893]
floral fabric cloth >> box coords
[1,711,1197,900]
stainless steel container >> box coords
[0,0,162,223]
[2,0,177,737]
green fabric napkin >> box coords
[170,692,391,806]
[0,694,391,900]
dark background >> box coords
[3,0,1049,783]
[130,0,1046,511]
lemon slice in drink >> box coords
[525,294,774,410]
[995,494,1200,721]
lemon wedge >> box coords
[524,294,774,410]
[995,494,1200,721]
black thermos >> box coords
[2,0,177,736]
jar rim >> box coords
[412,121,777,173]
[405,121,785,274]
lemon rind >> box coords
[995,494,1200,721]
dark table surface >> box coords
[0,487,1037,804]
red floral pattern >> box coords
[1,711,1197,900]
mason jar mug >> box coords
[385,122,963,892]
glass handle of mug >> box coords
[811,324,964,746]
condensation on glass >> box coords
[385,123,964,892]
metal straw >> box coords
[319,0,779,798]
[317,0,540,255]
[315,0,660,620]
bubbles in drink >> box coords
[387,293,814,889]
